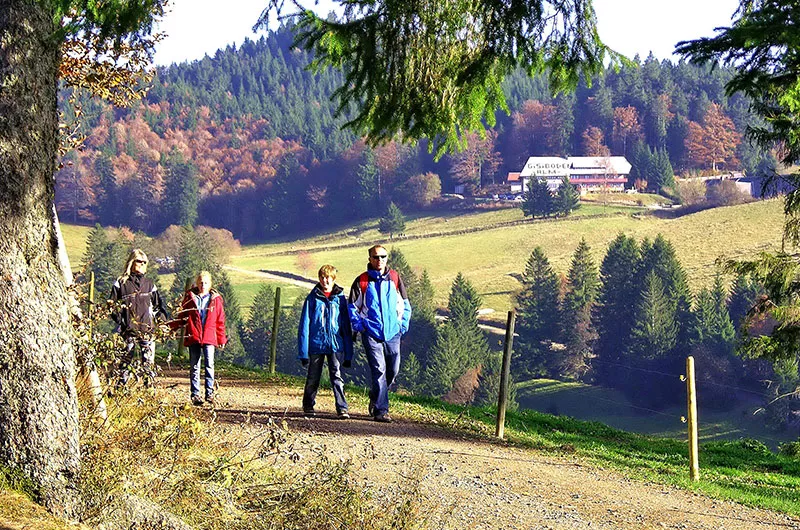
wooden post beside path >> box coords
[496,310,515,439]
[686,356,700,481]
[269,287,281,374]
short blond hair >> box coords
[318,264,337,279]
[195,270,212,285]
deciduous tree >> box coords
[0,0,164,515]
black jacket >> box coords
[110,273,169,335]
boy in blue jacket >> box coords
[298,265,354,418]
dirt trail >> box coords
[161,370,800,530]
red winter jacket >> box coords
[175,288,227,347]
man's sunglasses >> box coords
[370,254,388,260]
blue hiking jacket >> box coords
[297,284,354,360]
[348,266,412,342]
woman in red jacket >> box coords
[176,271,227,406]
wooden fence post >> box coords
[496,310,515,439]
[686,356,700,481]
[86,272,107,420]
[176,277,193,363]
[269,286,281,374]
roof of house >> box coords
[507,172,521,182]
[568,156,632,174]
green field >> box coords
[515,378,797,449]
[231,199,785,319]
[62,199,785,317]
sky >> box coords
[153,0,741,67]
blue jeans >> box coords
[362,333,401,416]
[189,344,215,399]
[303,353,348,413]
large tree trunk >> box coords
[0,0,80,518]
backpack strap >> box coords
[357,270,400,309]
[388,269,399,290]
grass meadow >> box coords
[62,199,785,316]
[231,199,785,320]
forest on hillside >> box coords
[55,23,772,241]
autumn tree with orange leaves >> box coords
[448,130,501,193]
[581,126,610,157]
[685,103,741,171]
[612,106,643,157]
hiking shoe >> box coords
[374,413,392,423]
[206,395,215,406]
[337,411,350,420]
[191,396,204,406]
[368,401,375,417]
[303,408,316,417]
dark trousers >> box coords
[362,333,401,416]
[303,353,348,413]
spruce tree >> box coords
[559,239,598,379]
[514,247,561,377]
[629,272,678,361]
[425,273,489,395]
[728,272,762,328]
[423,325,469,396]
[399,351,423,394]
[638,234,693,353]
[81,224,127,296]
[162,149,199,229]
[474,351,517,409]
[379,202,406,238]
[593,234,640,386]
[521,177,554,218]
[555,176,580,217]
[692,274,735,356]
[243,283,277,366]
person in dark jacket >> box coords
[173,271,227,406]
[110,249,169,385]
[348,245,412,423]
[298,265,353,419]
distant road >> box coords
[224,265,507,336]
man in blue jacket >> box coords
[349,245,412,423]
[298,265,353,419]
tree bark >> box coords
[0,0,80,518]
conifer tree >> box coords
[521,177,554,218]
[243,283,277,366]
[399,351,423,394]
[162,149,199,229]
[560,239,598,379]
[424,273,489,395]
[728,272,762,329]
[692,274,736,356]
[514,247,561,376]
[629,272,678,361]
[593,234,640,385]
[379,202,406,238]
[448,272,490,366]
[555,176,580,217]
[81,224,127,296]
[423,325,469,396]
[474,351,518,409]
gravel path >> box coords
[161,371,800,530]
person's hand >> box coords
[301,359,309,367]
[343,360,351,368]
